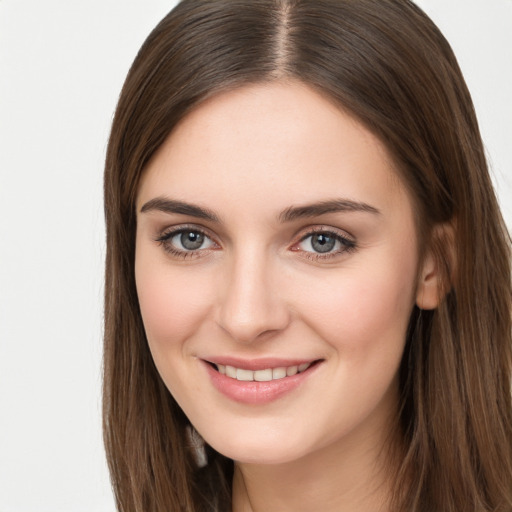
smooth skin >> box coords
[135,81,441,512]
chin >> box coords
[203,428,311,465]
[219,445,306,465]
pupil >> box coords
[181,231,204,250]
[311,234,335,253]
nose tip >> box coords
[218,314,285,344]
[215,258,290,344]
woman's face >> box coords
[135,82,427,464]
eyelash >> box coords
[294,228,357,261]
[155,225,357,261]
[155,226,217,259]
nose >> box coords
[215,249,291,344]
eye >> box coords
[295,229,356,258]
[300,233,338,253]
[156,227,217,257]
[171,230,213,251]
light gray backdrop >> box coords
[0,1,510,511]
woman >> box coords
[103,0,512,510]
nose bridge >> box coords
[216,242,289,343]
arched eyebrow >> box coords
[279,199,380,222]
[140,197,379,224]
[140,197,220,222]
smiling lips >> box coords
[215,362,312,382]
[204,359,320,404]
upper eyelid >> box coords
[294,225,355,243]
[154,223,355,250]
[156,224,217,241]
[155,226,219,258]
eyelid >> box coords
[154,223,356,261]
[155,223,214,240]
[294,225,355,244]
[290,225,357,259]
[155,224,220,258]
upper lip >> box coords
[202,356,321,371]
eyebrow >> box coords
[140,197,220,222]
[139,196,380,224]
[279,199,380,222]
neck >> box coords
[232,419,398,512]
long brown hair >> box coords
[103,1,512,510]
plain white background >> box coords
[0,1,510,510]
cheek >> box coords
[134,253,215,349]
[299,251,417,356]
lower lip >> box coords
[203,361,320,404]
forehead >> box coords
[137,81,407,218]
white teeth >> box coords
[254,368,273,382]
[236,368,254,381]
[215,362,314,381]
[272,367,287,380]
[225,365,237,378]
[286,365,298,376]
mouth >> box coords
[201,357,324,403]
[209,361,319,382]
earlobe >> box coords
[415,223,455,310]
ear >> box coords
[415,223,455,310]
